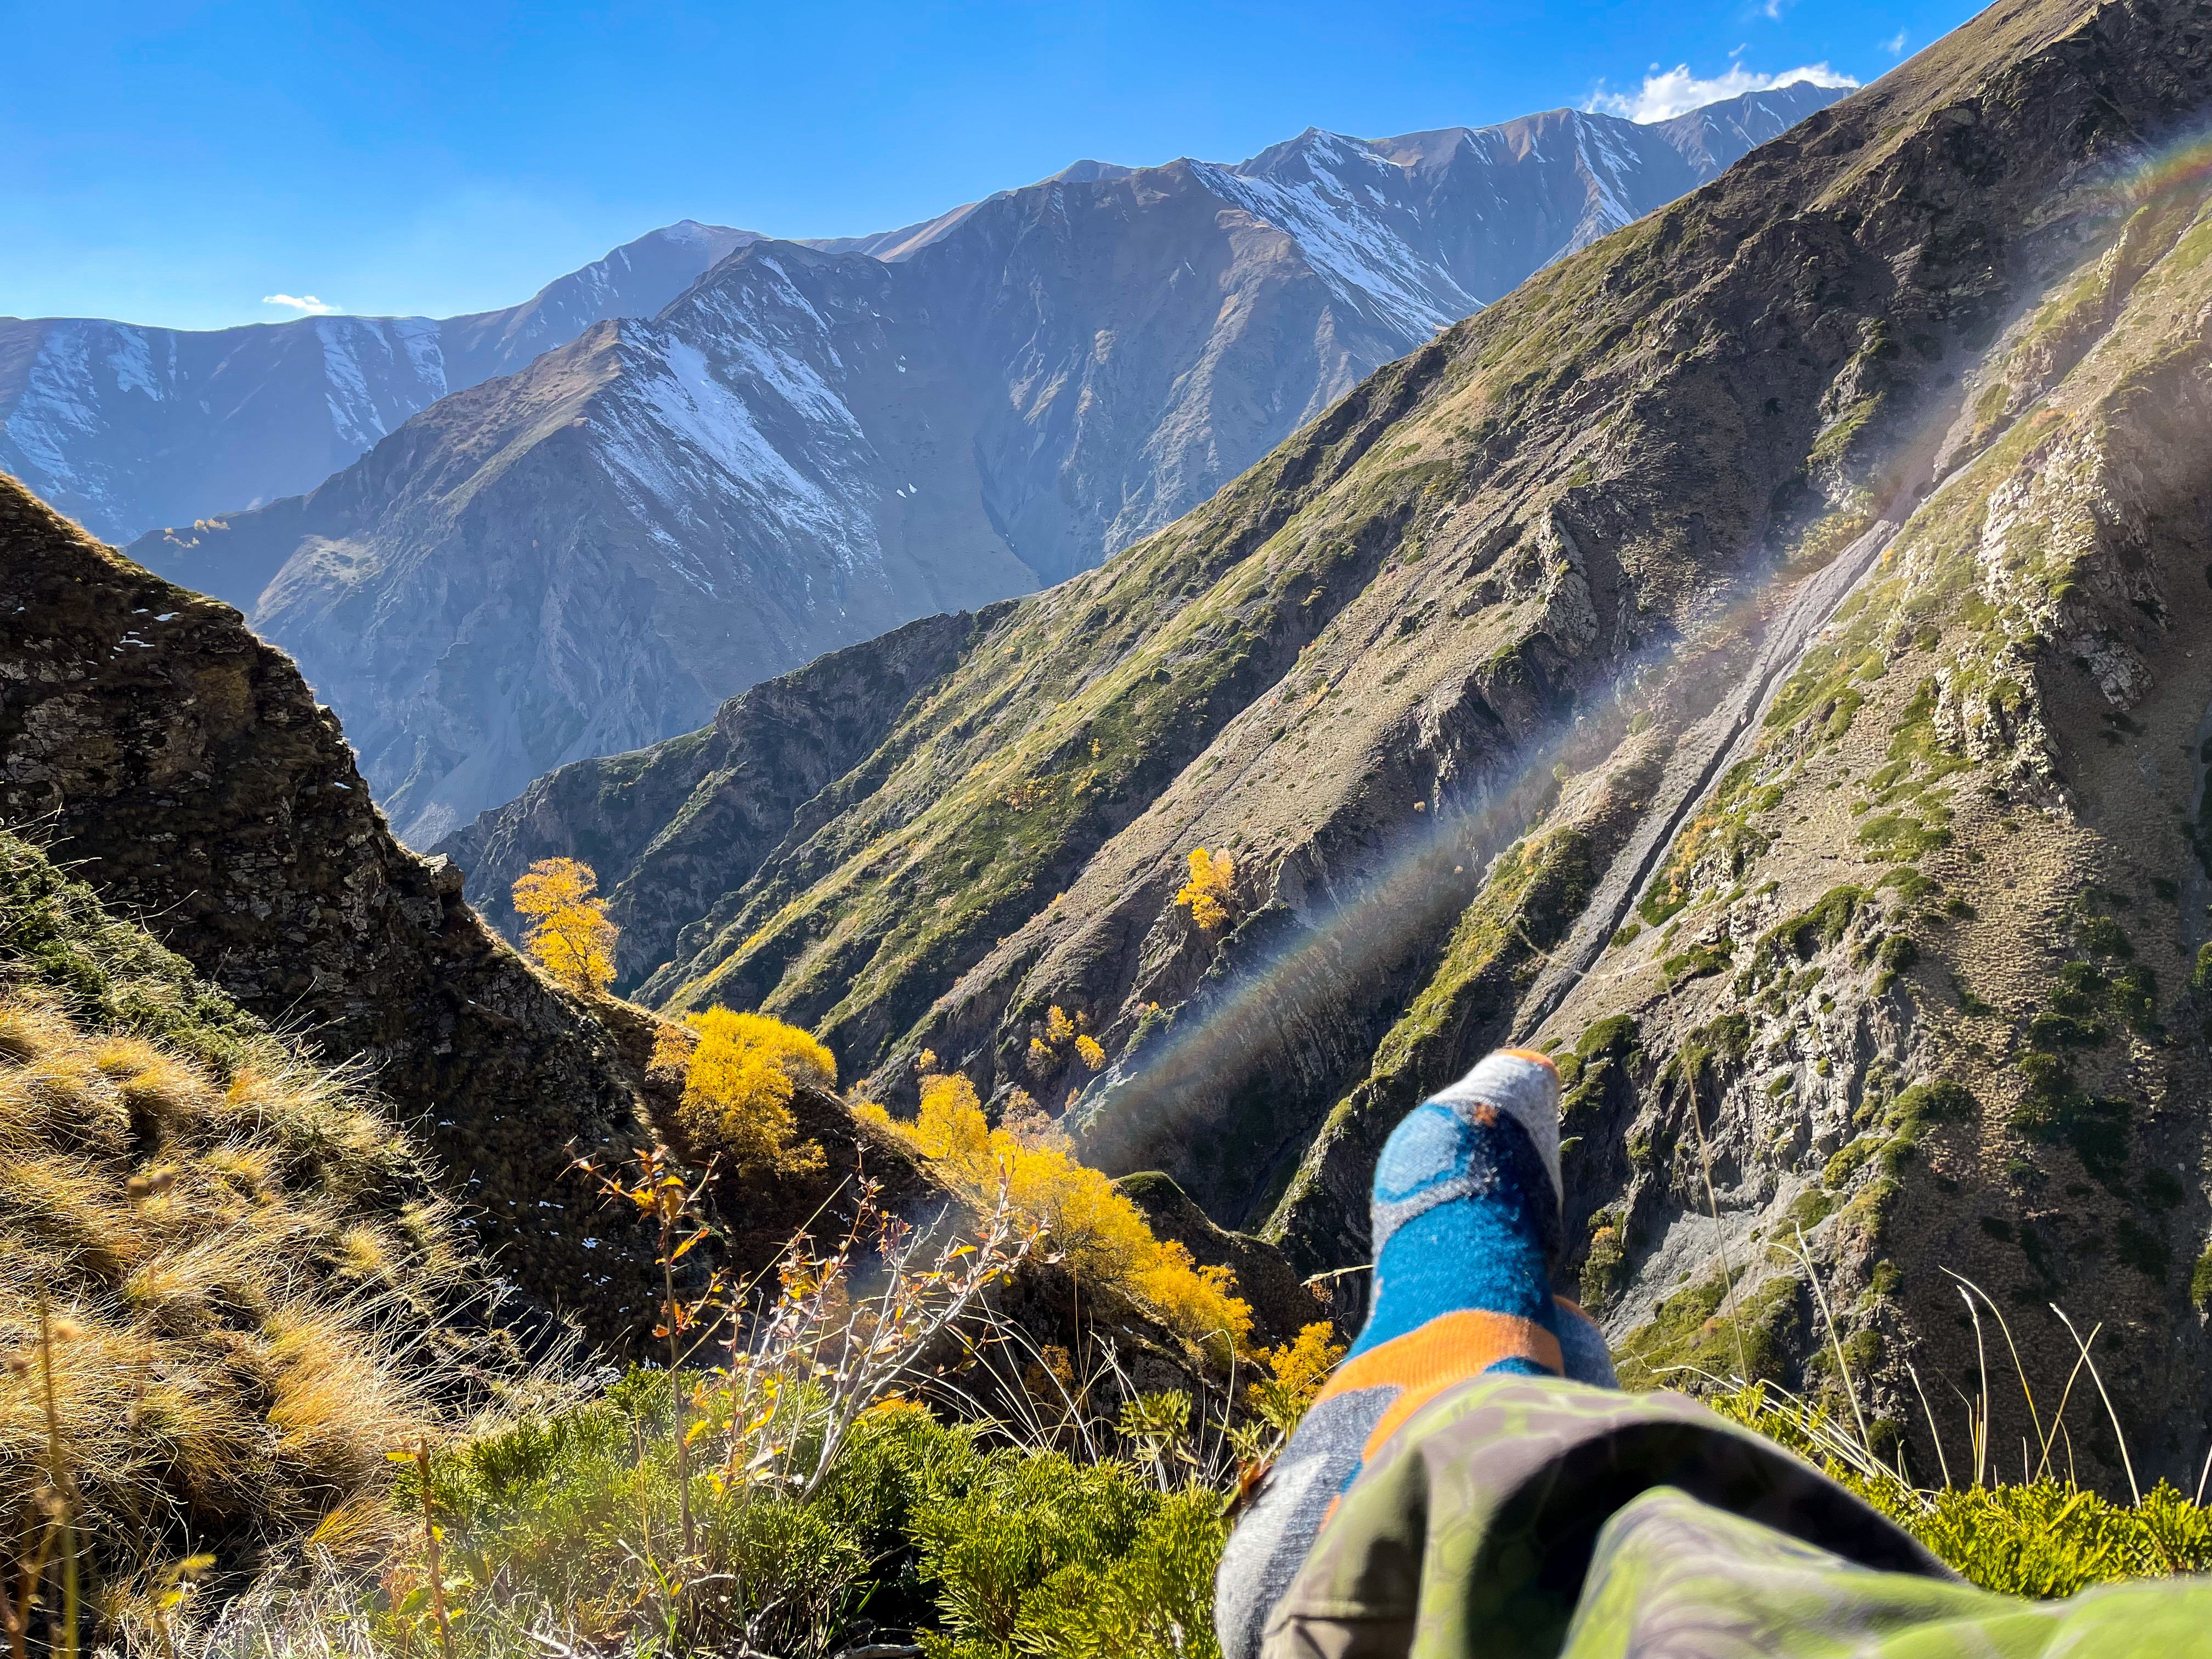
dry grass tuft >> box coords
[0,988,470,1623]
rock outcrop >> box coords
[0,476,664,1347]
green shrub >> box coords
[2191,1246,2212,1312]
[1713,1386,2212,1598]
[1581,1209,1632,1310]
[1905,1480,2212,1598]
[397,1379,1229,1659]
[1561,1017,1641,1130]
[912,1447,1157,1649]
[2011,1056,2131,1188]
[919,1469,1223,1659]
[1872,933,1920,993]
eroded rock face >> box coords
[0,479,664,1349]
[419,0,2212,1485]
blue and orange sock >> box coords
[1214,1048,1615,1659]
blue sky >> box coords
[1,0,1979,331]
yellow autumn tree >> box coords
[1176,848,1235,932]
[1250,1321,1348,1433]
[512,857,618,994]
[860,1070,1252,1357]
[653,1007,830,1177]
[1026,1003,1107,1077]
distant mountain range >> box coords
[1,221,758,543]
[117,83,1843,843]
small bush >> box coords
[864,1074,1251,1357]
[1872,933,1920,994]
[511,857,617,994]
[1248,1322,1346,1435]
[1027,1005,1106,1080]
[1175,849,1236,933]
[654,1007,829,1176]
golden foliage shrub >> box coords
[1026,1005,1105,1080]
[1249,1322,1347,1433]
[654,1008,830,1176]
[861,1073,1252,1357]
[1175,849,1235,932]
[511,857,618,994]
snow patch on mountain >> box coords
[107,330,164,401]
[1193,146,1477,338]
[595,330,882,590]
[2,222,757,543]
[7,325,108,498]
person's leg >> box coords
[1269,1413,2212,1659]
[1215,1046,2212,1659]
[1344,1048,1610,1377]
[1557,1486,2212,1659]
[1215,1050,1613,1659]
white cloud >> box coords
[1881,30,1908,54]
[262,293,340,315]
[1587,61,1860,123]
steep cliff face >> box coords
[438,0,2212,1482]
[133,87,1843,844]
[1519,165,2212,1470]
[1,222,756,544]
[0,476,665,1347]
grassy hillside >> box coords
[7,559,2210,1650]
[0,828,493,1633]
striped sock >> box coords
[1214,1048,1615,1659]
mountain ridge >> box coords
[130,82,1847,843]
[0,220,760,544]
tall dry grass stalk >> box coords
[708,1164,1039,1503]
[1686,1236,2163,1515]
[569,1144,725,1565]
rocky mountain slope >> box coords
[0,475,669,1346]
[129,85,1843,844]
[1,220,756,543]
[442,0,2212,1486]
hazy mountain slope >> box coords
[0,475,668,1348]
[143,86,1842,843]
[145,247,1045,843]
[0,220,753,543]
[438,610,991,985]
[441,0,2212,1482]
